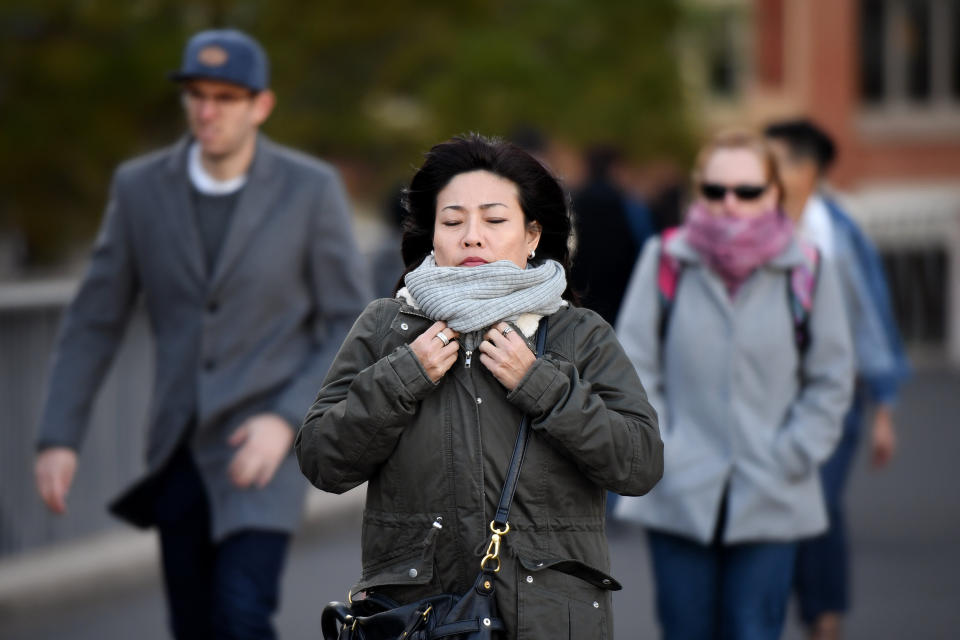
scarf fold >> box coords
[403,255,566,350]
[683,203,794,295]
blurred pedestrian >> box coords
[368,185,407,299]
[614,129,854,639]
[645,161,687,234]
[765,118,911,640]
[610,160,657,255]
[570,145,640,326]
[296,134,663,639]
[33,28,371,639]
[509,124,587,190]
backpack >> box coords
[657,227,821,354]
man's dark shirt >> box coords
[191,187,242,273]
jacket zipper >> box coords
[470,358,486,544]
[398,308,473,368]
[397,309,487,559]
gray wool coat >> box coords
[36,134,371,539]
[297,298,663,639]
[614,234,854,544]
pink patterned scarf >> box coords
[683,203,794,296]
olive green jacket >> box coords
[296,297,662,639]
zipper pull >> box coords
[424,516,444,545]
[464,350,472,368]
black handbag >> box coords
[320,319,549,640]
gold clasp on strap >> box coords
[399,604,433,638]
[479,521,510,572]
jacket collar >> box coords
[159,136,205,285]
[207,134,280,292]
[159,133,280,290]
[161,132,277,182]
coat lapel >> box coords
[159,137,207,286]
[209,135,283,292]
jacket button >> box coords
[203,359,215,371]
[408,568,418,578]
[602,578,611,585]
[400,323,408,330]
[593,601,600,608]
[476,397,482,404]
[525,575,533,583]
[206,300,219,313]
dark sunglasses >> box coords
[699,183,769,201]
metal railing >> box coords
[0,282,153,559]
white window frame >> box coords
[857,0,960,140]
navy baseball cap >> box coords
[170,29,269,92]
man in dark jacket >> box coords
[34,29,370,639]
[570,146,640,326]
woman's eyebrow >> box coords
[440,202,508,212]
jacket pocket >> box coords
[350,520,441,603]
[515,553,613,639]
[771,429,812,481]
[518,555,622,590]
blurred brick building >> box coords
[684,0,960,363]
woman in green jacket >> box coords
[296,134,663,639]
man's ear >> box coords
[252,89,276,125]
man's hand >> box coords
[227,414,295,489]
[871,405,897,469]
[35,447,78,514]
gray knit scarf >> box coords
[403,254,566,350]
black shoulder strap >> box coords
[492,317,549,528]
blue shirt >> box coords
[805,194,911,405]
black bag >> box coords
[320,320,549,640]
[321,570,504,639]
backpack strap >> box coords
[657,230,820,354]
[789,239,821,355]
[657,227,684,342]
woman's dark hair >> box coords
[398,133,576,300]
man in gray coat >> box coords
[33,29,371,639]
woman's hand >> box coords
[478,322,535,390]
[410,321,460,382]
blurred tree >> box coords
[0,0,693,268]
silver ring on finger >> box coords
[434,331,451,347]
[501,326,514,336]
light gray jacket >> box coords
[37,135,371,539]
[614,234,854,544]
